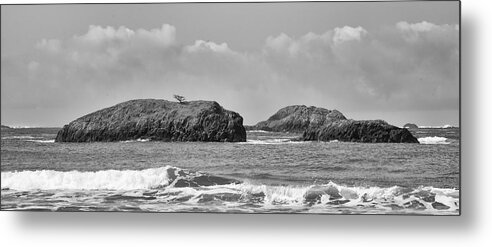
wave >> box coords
[121,138,150,143]
[418,136,451,145]
[221,182,459,211]
[1,135,38,140]
[8,126,40,129]
[241,139,306,145]
[1,166,459,214]
[246,130,271,133]
[1,166,239,191]
[26,139,55,143]
[419,125,457,129]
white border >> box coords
[1,0,491,246]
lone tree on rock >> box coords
[174,94,186,104]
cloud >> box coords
[1,22,459,126]
[333,26,367,45]
[186,40,232,53]
[74,24,176,47]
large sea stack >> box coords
[303,119,419,143]
[55,99,246,142]
[252,105,419,143]
[253,105,347,133]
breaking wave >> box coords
[418,136,451,145]
[1,166,459,214]
[26,139,55,143]
[0,166,239,191]
[1,135,38,140]
[247,130,271,133]
[419,125,457,129]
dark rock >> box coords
[55,99,246,142]
[1,124,11,129]
[403,123,418,129]
[303,119,419,143]
[432,202,450,210]
[252,105,347,133]
[251,105,419,143]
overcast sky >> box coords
[1,2,459,127]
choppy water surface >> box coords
[1,127,459,214]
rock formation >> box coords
[303,119,419,143]
[55,99,246,142]
[252,105,419,143]
[403,123,418,129]
[252,105,346,133]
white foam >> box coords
[9,126,39,129]
[419,125,457,129]
[1,135,37,140]
[418,136,451,145]
[26,139,55,143]
[1,167,174,190]
[221,182,459,212]
[121,138,150,143]
[247,130,271,133]
[241,139,306,145]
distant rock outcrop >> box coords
[1,125,11,129]
[403,123,418,129]
[252,105,347,133]
[55,99,246,142]
[252,105,419,143]
[303,119,419,143]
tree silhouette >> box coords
[174,94,186,104]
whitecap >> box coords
[241,139,306,145]
[418,136,451,145]
[26,139,55,143]
[121,138,150,143]
[419,125,457,129]
[1,167,174,190]
[246,130,271,133]
[1,135,37,140]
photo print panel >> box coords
[0,1,460,215]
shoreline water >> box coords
[1,127,460,214]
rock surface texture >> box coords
[55,99,246,142]
[253,105,419,143]
[303,119,419,143]
[253,105,347,133]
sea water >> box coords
[0,127,459,214]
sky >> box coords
[1,1,460,127]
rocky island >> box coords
[253,105,347,133]
[55,99,246,142]
[403,123,419,129]
[251,105,419,143]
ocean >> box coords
[0,127,460,215]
